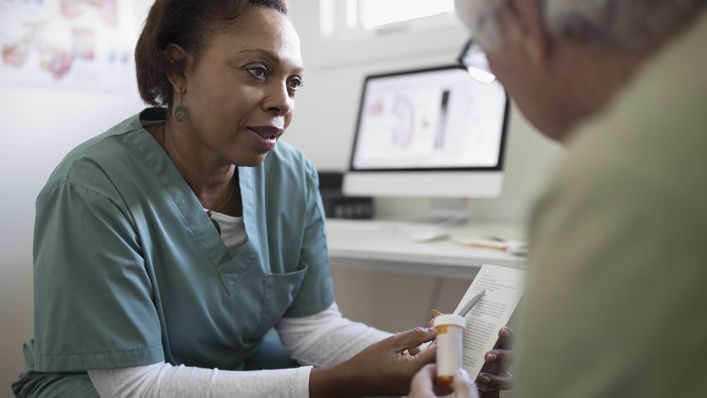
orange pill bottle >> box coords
[433,314,466,388]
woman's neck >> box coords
[150,122,243,216]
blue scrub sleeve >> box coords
[282,163,335,318]
[33,174,164,372]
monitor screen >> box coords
[344,65,510,198]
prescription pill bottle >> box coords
[433,314,466,388]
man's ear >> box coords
[504,0,552,72]
[164,43,193,93]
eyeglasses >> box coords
[457,37,496,83]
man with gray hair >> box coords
[410,0,707,397]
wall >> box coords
[287,0,564,224]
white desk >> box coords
[325,219,527,279]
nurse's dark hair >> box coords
[135,0,288,107]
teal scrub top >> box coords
[13,108,335,396]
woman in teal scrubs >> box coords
[12,1,510,397]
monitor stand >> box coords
[426,198,470,224]
[372,197,470,225]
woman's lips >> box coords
[246,126,283,151]
[248,126,284,139]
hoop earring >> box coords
[174,91,188,122]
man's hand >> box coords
[409,364,479,398]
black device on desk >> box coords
[318,171,373,219]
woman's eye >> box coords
[247,67,267,80]
[287,77,303,91]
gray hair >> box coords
[459,0,707,50]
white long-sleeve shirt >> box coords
[89,302,391,397]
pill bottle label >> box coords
[433,313,465,389]
[436,324,463,378]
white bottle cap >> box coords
[433,314,466,328]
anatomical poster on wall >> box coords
[0,0,137,92]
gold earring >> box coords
[174,90,188,122]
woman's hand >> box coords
[309,327,437,398]
[428,310,515,398]
[476,326,515,398]
[409,364,479,398]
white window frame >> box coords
[300,0,467,69]
[321,0,457,41]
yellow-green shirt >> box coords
[516,10,707,398]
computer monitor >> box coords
[343,65,510,200]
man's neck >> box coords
[547,11,703,142]
[546,41,649,140]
